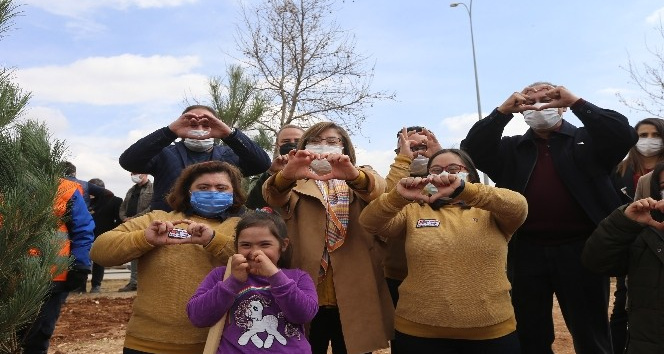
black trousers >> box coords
[309,306,348,354]
[392,330,520,354]
[508,237,612,354]
[20,282,69,354]
[91,261,105,288]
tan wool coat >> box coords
[263,166,394,354]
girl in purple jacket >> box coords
[187,209,318,354]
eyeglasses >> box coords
[429,163,467,175]
[279,138,300,145]
[308,136,343,145]
[411,144,427,153]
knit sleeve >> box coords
[269,269,319,324]
[89,211,158,267]
[456,182,528,239]
[359,188,409,238]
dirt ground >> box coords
[48,279,616,354]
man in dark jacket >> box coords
[583,195,664,354]
[461,83,637,354]
[246,124,304,209]
[119,105,270,211]
[87,178,122,293]
[117,172,153,292]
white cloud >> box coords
[18,106,70,135]
[646,7,664,24]
[65,18,108,39]
[16,54,209,105]
[24,0,199,17]
[356,148,396,177]
[433,112,530,148]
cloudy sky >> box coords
[2,0,664,195]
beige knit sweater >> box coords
[360,182,527,339]
[90,210,238,354]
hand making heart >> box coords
[280,150,359,181]
[396,172,463,204]
[624,198,664,230]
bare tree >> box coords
[617,21,664,118]
[236,0,394,134]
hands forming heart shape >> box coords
[280,150,360,182]
[169,110,233,139]
[625,198,664,230]
[396,172,464,204]
[497,85,580,115]
[396,127,443,159]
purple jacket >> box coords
[187,267,318,354]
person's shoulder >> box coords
[149,209,173,219]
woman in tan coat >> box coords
[263,122,393,354]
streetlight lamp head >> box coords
[450,3,460,7]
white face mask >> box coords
[523,102,562,130]
[635,137,663,157]
[660,190,664,200]
[409,155,429,177]
[184,138,214,152]
[305,144,344,175]
[131,174,142,184]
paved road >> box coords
[86,265,131,280]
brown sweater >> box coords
[360,183,528,339]
[90,210,238,354]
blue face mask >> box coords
[190,191,234,218]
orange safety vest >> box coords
[28,179,84,281]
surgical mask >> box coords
[409,156,429,177]
[635,137,663,157]
[660,190,664,200]
[184,138,214,152]
[130,174,142,184]
[279,142,299,156]
[523,102,562,130]
[424,171,469,195]
[190,191,233,218]
[305,144,344,175]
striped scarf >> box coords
[315,179,350,282]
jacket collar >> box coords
[517,119,577,146]
[292,178,355,204]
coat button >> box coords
[658,248,662,253]
[586,110,592,114]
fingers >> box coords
[400,176,428,189]
[152,220,173,235]
[231,254,249,271]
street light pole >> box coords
[450,0,489,185]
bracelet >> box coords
[204,231,216,248]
